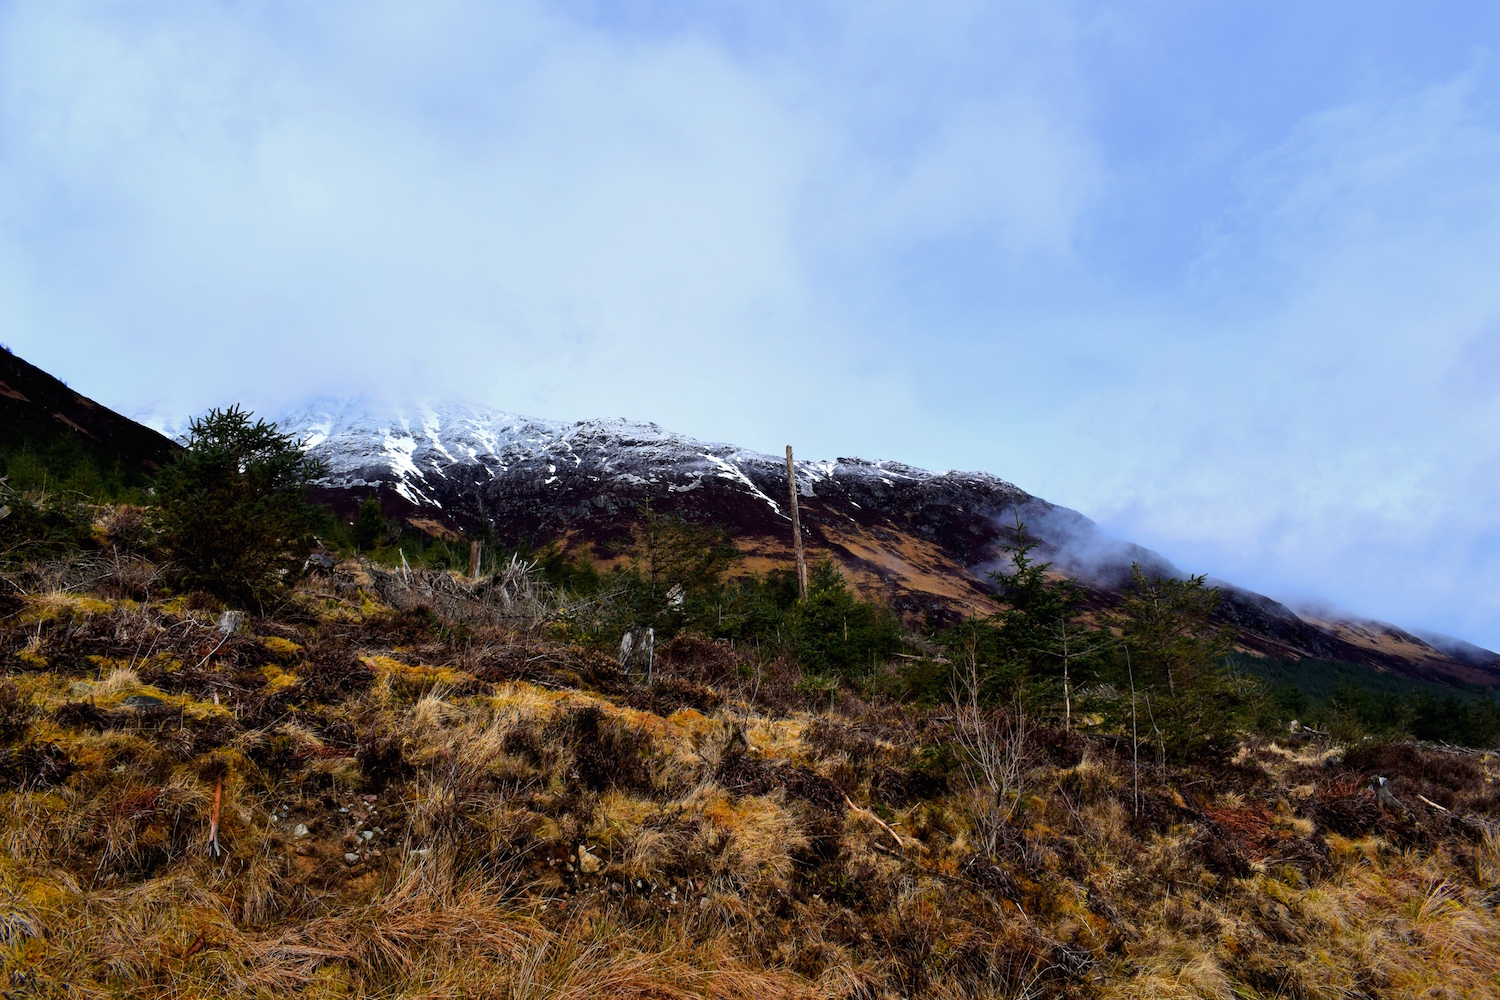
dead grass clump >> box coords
[717,746,847,816]
[802,716,881,768]
[554,704,657,794]
[0,739,74,789]
[364,603,439,644]
[654,633,749,686]
[295,637,374,704]
[1343,741,1498,815]
[0,679,34,742]
[622,677,723,715]
[1311,776,1383,837]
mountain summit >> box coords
[279,399,1500,687]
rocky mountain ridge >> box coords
[279,399,1500,688]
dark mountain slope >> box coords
[0,347,179,490]
[283,399,1500,688]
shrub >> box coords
[153,406,325,606]
[351,496,389,551]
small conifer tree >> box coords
[154,407,325,606]
[352,496,388,551]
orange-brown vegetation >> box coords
[0,556,1497,999]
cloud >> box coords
[2,2,1496,651]
[1056,69,1500,648]
[0,1,1100,441]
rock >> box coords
[293,824,309,838]
[577,845,602,875]
[361,830,375,841]
[216,610,245,635]
[344,852,360,864]
[121,695,165,710]
[305,552,337,572]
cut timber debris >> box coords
[844,793,908,851]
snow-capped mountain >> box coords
[279,399,1500,686]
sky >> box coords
[3,1,1499,649]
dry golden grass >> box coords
[2,561,1499,999]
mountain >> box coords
[281,398,1500,688]
[0,346,180,487]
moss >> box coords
[261,636,303,659]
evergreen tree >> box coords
[977,518,1111,722]
[352,496,388,551]
[787,559,902,682]
[154,407,325,606]
[1111,564,1244,763]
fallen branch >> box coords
[208,779,222,857]
[844,794,908,851]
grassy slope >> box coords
[1,555,1499,998]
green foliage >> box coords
[944,519,1111,719]
[1110,565,1248,764]
[352,497,390,551]
[533,541,602,593]
[0,475,96,566]
[1234,653,1500,748]
[632,506,738,603]
[782,559,903,683]
[0,438,146,504]
[153,406,326,606]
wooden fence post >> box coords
[785,445,807,600]
[468,540,482,579]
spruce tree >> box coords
[154,407,325,606]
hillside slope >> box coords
[281,399,1500,687]
[0,347,179,485]
[2,558,1497,999]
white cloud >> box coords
[1059,71,1500,647]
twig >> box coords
[843,794,908,851]
[1416,793,1451,814]
[193,632,231,672]
[208,779,222,857]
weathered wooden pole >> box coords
[785,445,807,600]
[468,540,482,579]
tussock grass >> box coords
[1,554,1498,998]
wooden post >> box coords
[468,540,482,579]
[785,445,807,600]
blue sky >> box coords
[4,2,1499,649]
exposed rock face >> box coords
[281,398,1499,685]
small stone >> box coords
[121,694,165,710]
[699,897,710,910]
[293,824,309,838]
[361,830,375,841]
[344,853,360,864]
[577,845,602,875]
[338,807,349,814]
